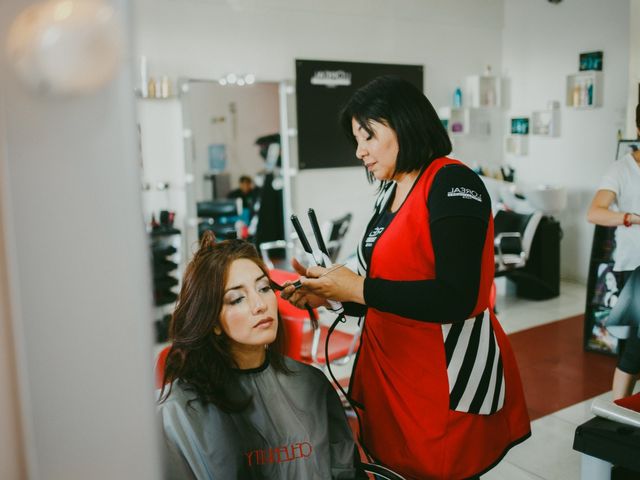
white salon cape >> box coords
[158,357,356,479]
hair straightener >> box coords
[290,209,344,315]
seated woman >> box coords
[157,232,356,479]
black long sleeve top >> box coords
[345,164,491,323]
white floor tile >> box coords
[503,415,583,480]
[483,460,544,479]
[496,280,586,334]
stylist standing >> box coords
[284,76,530,479]
[587,104,640,399]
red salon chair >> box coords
[270,268,360,368]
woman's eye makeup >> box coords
[227,295,244,305]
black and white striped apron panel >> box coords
[357,182,395,276]
[441,310,505,415]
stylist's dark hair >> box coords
[158,231,289,412]
[340,75,452,182]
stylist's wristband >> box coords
[623,212,632,227]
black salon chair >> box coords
[494,209,543,273]
[197,199,241,240]
[494,209,562,300]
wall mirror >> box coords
[180,79,290,254]
[141,79,296,344]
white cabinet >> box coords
[465,75,501,108]
[505,135,528,156]
[531,102,560,136]
[438,106,491,136]
[566,71,602,108]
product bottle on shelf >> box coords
[140,56,148,98]
[161,76,170,98]
[485,84,496,107]
[572,83,581,107]
[586,79,593,106]
[148,77,156,98]
[453,87,463,108]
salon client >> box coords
[157,233,356,479]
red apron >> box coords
[349,158,530,479]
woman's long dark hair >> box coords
[158,232,289,412]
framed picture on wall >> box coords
[579,51,603,71]
[510,117,529,135]
[295,59,423,170]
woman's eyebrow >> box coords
[225,274,267,293]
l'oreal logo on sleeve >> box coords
[310,70,352,88]
[447,187,482,202]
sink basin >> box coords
[525,185,567,215]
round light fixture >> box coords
[6,0,125,96]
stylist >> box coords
[587,103,640,399]
[283,76,530,479]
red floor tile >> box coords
[508,314,618,420]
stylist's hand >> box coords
[301,262,365,304]
[281,258,330,310]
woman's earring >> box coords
[213,325,222,336]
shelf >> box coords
[136,94,178,101]
[505,135,528,156]
[531,103,560,137]
[566,71,602,108]
[438,107,491,136]
[465,75,501,108]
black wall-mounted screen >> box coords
[295,59,423,170]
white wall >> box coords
[0,0,161,478]
[502,0,630,282]
[134,0,507,261]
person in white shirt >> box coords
[587,103,640,399]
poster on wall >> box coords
[295,59,423,170]
[583,139,639,355]
[579,51,603,71]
